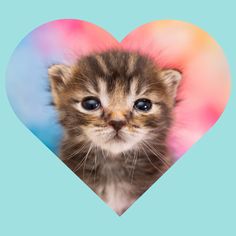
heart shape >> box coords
[6,19,230,215]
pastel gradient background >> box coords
[1,1,236,236]
[6,19,230,159]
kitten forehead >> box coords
[127,53,138,75]
[95,55,109,75]
[98,79,109,107]
[64,50,174,107]
[126,79,138,106]
[130,79,138,96]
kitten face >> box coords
[48,50,181,155]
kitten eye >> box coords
[81,97,101,111]
[134,99,152,112]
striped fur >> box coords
[48,50,181,215]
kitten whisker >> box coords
[140,144,164,174]
[83,143,94,179]
[141,141,170,168]
[101,148,107,161]
[73,143,93,172]
[94,147,98,185]
[72,154,88,172]
[64,142,89,160]
[130,150,138,184]
[87,146,98,185]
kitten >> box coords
[48,50,182,215]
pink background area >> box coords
[7,19,231,159]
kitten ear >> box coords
[48,64,72,90]
[159,69,182,98]
[48,64,72,105]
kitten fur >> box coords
[48,50,182,215]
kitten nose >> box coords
[108,120,126,131]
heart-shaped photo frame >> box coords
[6,19,230,215]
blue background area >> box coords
[6,32,63,153]
[1,1,236,235]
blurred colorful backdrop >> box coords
[6,19,230,159]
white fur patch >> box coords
[105,183,135,215]
[127,79,138,107]
[84,125,147,155]
[98,80,109,107]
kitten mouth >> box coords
[113,133,123,140]
[109,132,125,142]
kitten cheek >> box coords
[150,104,162,114]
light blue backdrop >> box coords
[0,0,235,235]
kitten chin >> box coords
[48,49,182,215]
